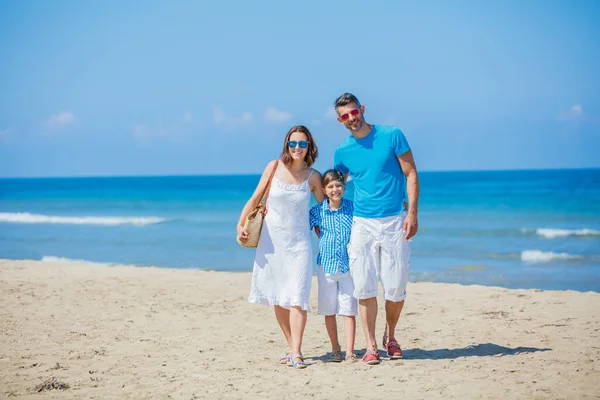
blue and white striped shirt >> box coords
[309,198,354,275]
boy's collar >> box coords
[324,198,344,211]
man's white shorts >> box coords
[348,212,411,302]
[317,266,358,316]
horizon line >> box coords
[0,166,599,180]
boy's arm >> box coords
[309,206,322,238]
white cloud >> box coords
[183,112,193,124]
[213,107,254,126]
[240,112,253,124]
[133,125,151,139]
[324,107,338,119]
[557,104,584,122]
[213,107,226,125]
[265,107,291,123]
[48,111,77,128]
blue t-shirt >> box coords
[334,125,410,218]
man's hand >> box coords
[237,225,249,243]
[403,211,418,240]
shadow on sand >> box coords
[308,343,551,362]
[400,343,551,360]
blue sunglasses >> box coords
[288,140,308,149]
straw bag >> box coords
[237,160,279,248]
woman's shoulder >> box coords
[261,159,280,175]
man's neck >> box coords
[350,123,373,139]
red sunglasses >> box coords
[338,108,360,121]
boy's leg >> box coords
[317,266,341,353]
[325,315,340,351]
[337,273,358,357]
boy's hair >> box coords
[322,169,345,187]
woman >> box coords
[237,125,325,369]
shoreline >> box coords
[4,256,600,294]
[1,259,599,399]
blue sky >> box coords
[0,0,599,177]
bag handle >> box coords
[259,160,279,214]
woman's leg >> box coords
[274,305,292,349]
[289,306,308,355]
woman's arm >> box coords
[310,170,325,204]
[236,160,278,243]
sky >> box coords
[0,0,599,177]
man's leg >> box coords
[359,297,378,350]
[380,213,411,358]
[348,216,380,364]
[384,299,405,343]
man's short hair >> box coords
[334,93,361,113]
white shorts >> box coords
[348,212,411,302]
[317,266,358,316]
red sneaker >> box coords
[362,349,381,365]
[383,337,403,359]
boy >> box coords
[309,169,357,362]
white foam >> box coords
[0,212,166,226]
[535,228,600,239]
[521,250,582,263]
[41,256,115,266]
[521,228,600,239]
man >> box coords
[333,93,419,365]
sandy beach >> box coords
[0,259,598,399]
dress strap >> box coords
[307,168,315,180]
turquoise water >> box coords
[1,169,599,291]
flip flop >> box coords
[291,354,307,369]
[279,351,291,365]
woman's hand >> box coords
[237,225,249,243]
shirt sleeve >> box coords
[334,149,349,175]
[392,127,411,156]
[309,205,320,230]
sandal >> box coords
[345,353,358,363]
[291,354,307,369]
[279,351,291,365]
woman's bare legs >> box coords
[274,306,292,349]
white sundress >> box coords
[248,167,315,311]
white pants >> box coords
[348,212,411,302]
[317,266,358,316]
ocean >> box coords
[1,169,599,292]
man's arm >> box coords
[397,150,419,240]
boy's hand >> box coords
[314,226,321,238]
